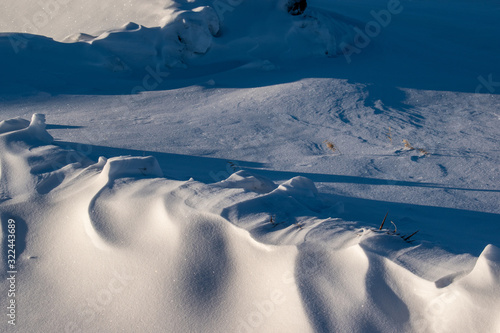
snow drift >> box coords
[1,0,499,332]
[2,0,356,77]
[1,114,499,332]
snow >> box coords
[1,0,499,332]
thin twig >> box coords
[379,212,389,230]
[403,230,420,241]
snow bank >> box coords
[1,0,357,78]
[1,114,499,332]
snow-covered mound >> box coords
[2,0,498,96]
[0,0,170,41]
[1,114,499,332]
[1,0,356,77]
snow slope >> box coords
[1,0,499,332]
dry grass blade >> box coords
[403,140,430,155]
[390,221,397,233]
[403,230,420,241]
[403,139,414,150]
[269,215,282,228]
[379,211,389,230]
[227,161,239,171]
[387,127,392,144]
[323,140,337,153]
[417,148,430,155]
[294,222,304,230]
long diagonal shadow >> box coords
[250,169,500,193]
[53,140,499,256]
[54,141,500,194]
[54,141,265,183]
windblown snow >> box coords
[1,0,499,332]
[1,114,499,332]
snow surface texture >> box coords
[0,0,500,332]
[0,114,499,332]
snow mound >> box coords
[1,114,499,332]
[276,176,319,198]
[217,170,277,193]
[0,117,30,134]
[99,156,163,182]
[2,0,357,79]
[27,113,54,143]
[460,244,500,287]
[77,5,221,69]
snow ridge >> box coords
[1,114,499,333]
